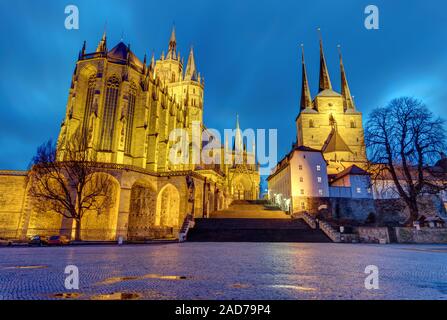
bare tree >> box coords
[365,97,447,225]
[28,131,115,240]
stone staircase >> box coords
[187,202,331,243]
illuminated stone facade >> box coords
[268,39,371,216]
[296,42,367,174]
[0,28,259,240]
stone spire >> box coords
[234,114,243,152]
[166,26,177,59]
[150,51,155,70]
[184,46,197,81]
[79,40,86,59]
[318,28,332,92]
[300,44,312,110]
[96,31,107,53]
[338,45,355,111]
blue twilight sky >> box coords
[0,0,446,174]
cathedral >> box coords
[0,27,260,241]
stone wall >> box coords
[395,227,447,243]
[0,167,233,241]
[292,196,376,223]
[292,196,330,215]
[375,195,446,225]
[355,227,390,243]
[0,172,28,238]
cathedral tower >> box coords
[295,33,367,174]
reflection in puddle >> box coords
[270,285,316,291]
[52,292,81,299]
[91,292,141,300]
[4,265,47,270]
[98,274,188,285]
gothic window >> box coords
[125,83,137,155]
[100,76,120,151]
[309,119,314,128]
[81,75,96,141]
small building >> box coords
[267,146,329,213]
[329,165,372,199]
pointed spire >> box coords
[338,45,355,111]
[143,53,147,74]
[317,28,332,92]
[184,46,197,81]
[150,51,155,70]
[167,25,177,59]
[234,114,243,152]
[81,40,86,56]
[96,31,107,53]
[299,44,312,110]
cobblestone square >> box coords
[1,243,447,300]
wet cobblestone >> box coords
[1,243,447,300]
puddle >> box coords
[4,265,47,270]
[91,292,141,300]
[98,274,188,285]
[52,292,81,299]
[231,283,251,289]
[270,285,316,291]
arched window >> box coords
[125,83,137,155]
[309,119,314,128]
[350,119,356,128]
[81,75,96,142]
[100,76,120,151]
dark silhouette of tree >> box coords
[365,97,447,225]
[28,131,115,240]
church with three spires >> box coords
[267,33,372,214]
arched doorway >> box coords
[235,182,244,200]
[127,180,156,240]
[155,184,181,228]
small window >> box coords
[317,177,322,183]
[301,202,305,210]
[318,189,323,196]
[309,119,314,128]
[299,177,304,182]
[356,187,361,194]
[316,165,321,172]
[299,165,303,170]
[300,189,304,195]
[350,120,356,128]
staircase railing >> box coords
[178,214,195,242]
[295,212,341,243]
[300,212,317,229]
[318,221,341,243]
